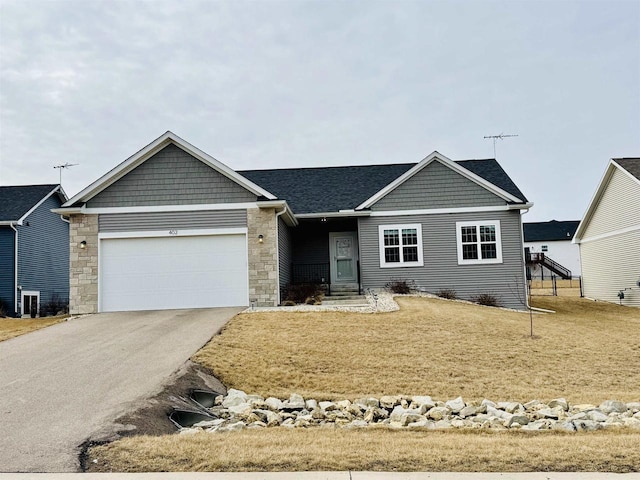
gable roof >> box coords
[574,157,640,242]
[355,152,527,210]
[0,185,65,223]
[241,156,528,214]
[524,220,580,242]
[62,131,276,208]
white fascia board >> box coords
[573,160,616,242]
[0,220,19,225]
[55,202,262,216]
[51,207,83,215]
[295,211,372,219]
[18,185,63,223]
[63,131,276,207]
[356,151,523,210]
[369,204,532,217]
[257,200,298,226]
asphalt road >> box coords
[0,307,241,473]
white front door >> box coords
[329,232,358,284]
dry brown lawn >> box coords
[89,295,640,472]
[193,295,640,403]
[89,429,640,473]
[0,315,67,342]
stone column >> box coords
[247,208,279,307]
[69,214,98,314]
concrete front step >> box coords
[324,295,365,301]
[321,297,369,306]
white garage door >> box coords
[100,234,248,312]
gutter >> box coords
[257,200,298,226]
[296,210,371,219]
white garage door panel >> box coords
[100,234,247,312]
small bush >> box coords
[471,293,501,307]
[385,279,415,294]
[39,294,69,317]
[283,284,324,305]
[0,298,10,318]
[436,289,457,299]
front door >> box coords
[329,232,358,284]
[21,291,40,318]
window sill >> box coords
[380,262,424,268]
[457,259,503,265]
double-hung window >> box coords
[378,224,423,268]
[455,220,503,264]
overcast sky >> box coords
[1,0,638,222]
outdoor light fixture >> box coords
[258,235,264,243]
[80,240,87,249]
[321,217,327,222]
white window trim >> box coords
[378,224,424,268]
[21,290,40,317]
[455,220,503,265]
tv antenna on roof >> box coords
[483,133,518,158]
[53,163,78,185]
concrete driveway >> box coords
[0,307,242,473]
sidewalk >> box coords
[1,473,638,479]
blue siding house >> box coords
[0,185,69,317]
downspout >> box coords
[274,205,289,306]
[9,223,18,315]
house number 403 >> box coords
[169,229,178,235]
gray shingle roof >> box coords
[615,158,640,181]
[523,220,580,242]
[0,185,60,222]
[240,159,528,214]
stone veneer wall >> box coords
[247,208,279,307]
[69,214,98,314]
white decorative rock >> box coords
[319,401,337,411]
[222,389,248,407]
[548,398,569,411]
[380,395,401,409]
[411,396,435,409]
[355,397,380,408]
[599,400,627,414]
[587,410,608,422]
[265,397,284,410]
[427,406,449,420]
[445,396,466,413]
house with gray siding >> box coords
[0,185,69,317]
[573,158,640,306]
[55,131,532,313]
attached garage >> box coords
[99,231,248,312]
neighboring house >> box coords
[54,131,532,314]
[0,185,69,317]
[523,220,581,280]
[573,158,640,306]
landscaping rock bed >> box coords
[177,389,640,434]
